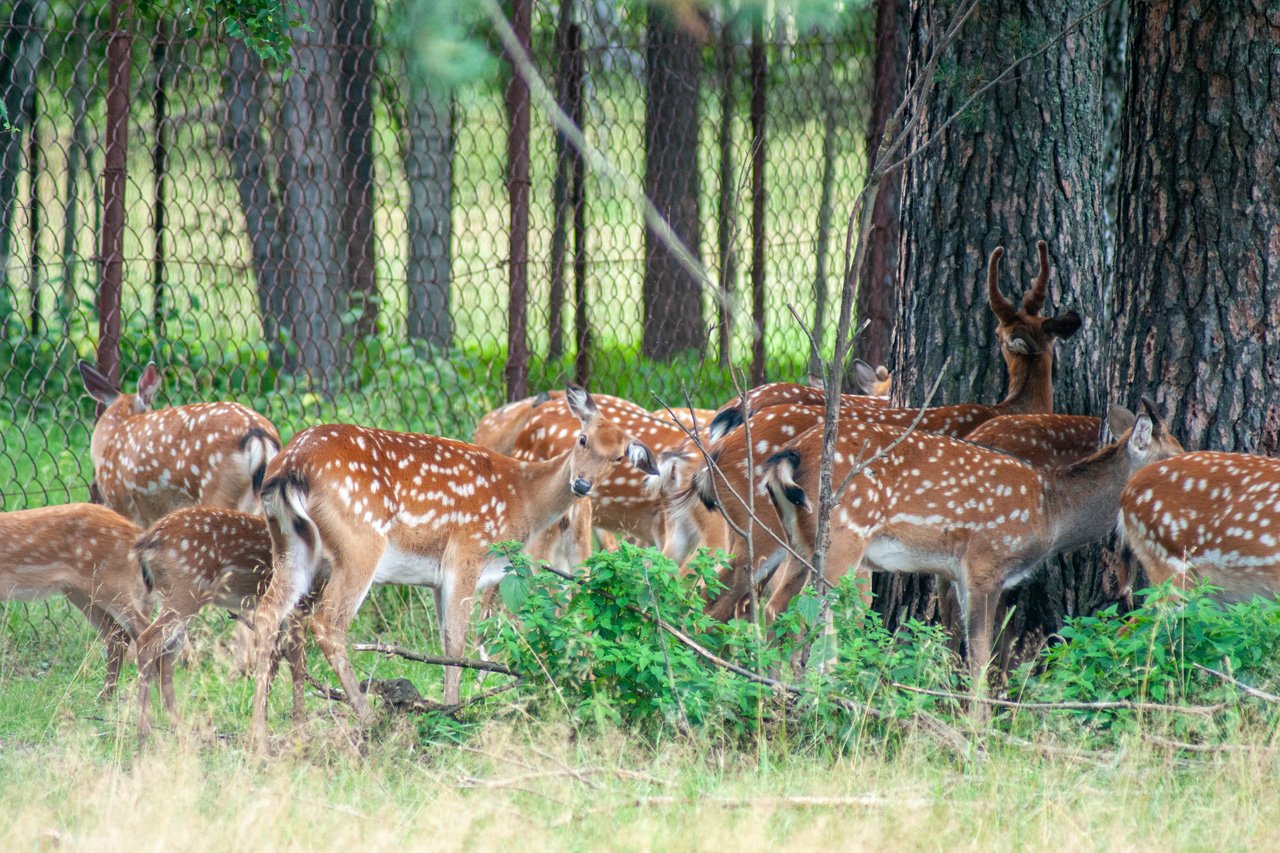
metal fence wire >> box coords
[0,0,876,511]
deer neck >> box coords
[1043,441,1132,554]
[514,451,581,539]
[999,350,1055,415]
[90,399,134,467]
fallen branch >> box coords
[1193,663,1280,703]
[612,794,928,809]
[353,643,515,676]
[893,683,1223,717]
[1143,733,1280,756]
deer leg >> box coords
[249,571,301,747]
[569,502,593,565]
[961,580,999,724]
[309,571,375,728]
[282,615,309,723]
[438,558,482,706]
[134,609,185,737]
[68,593,133,699]
[705,554,752,621]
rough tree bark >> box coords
[223,39,287,359]
[60,14,92,334]
[852,0,909,373]
[335,0,379,340]
[642,5,705,359]
[280,0,343,384]
[405,75,453,350]
[878,0,1110,657]
[1109,1,1280,455]
[547,0,578,362]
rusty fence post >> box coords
[96,0,132,395]
[504,0,532,402]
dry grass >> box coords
[5,600,1280,850]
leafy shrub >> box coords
[480,542,962,739]
[1013,582,1280,738]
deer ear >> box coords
[851,360,878,394]
[626,439,660,477]
[78,360,119,405]
[1106,404,1136,441]
[807,371,826,391]
[1005,331,1041,356]
[1041,311,1082,340]
[136,363,161,408]
[565,384,599,424]
[1128,412,1154,456]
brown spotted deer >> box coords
[133,507,312,738]
[247,386,658,744]
[78,361,281,526]
[1120,451,1280,600]
[511,393,691,563]
[0,504,150,696]
[965,413,1119,469]
[708,242,1081,446]
[764,399,1183,696]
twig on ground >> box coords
[893,683,1223,716]
[1143,733,1280,756]
[1193,663,1280,703]
[352,643,514,675]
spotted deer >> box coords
[246,386,658,743]
[133,507,312,738]
[1120,451,1280,601]
[709,242,1081,445]
[78,361,281,526]
[764,399,1183,697]
[0,504,150,696]
[965,413,1119,469]
[511,393,691,563]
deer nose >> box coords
[572,477,592,497]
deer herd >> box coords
[4,240,1279,744]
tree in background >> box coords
[336,0,380,341]
[1109,0,1280,455]
[642,3,705,360]
[882,0,1109,649]
[404,74,453,350]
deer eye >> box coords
[615,455,624,463]
[578,434,587,447]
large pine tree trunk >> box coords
[1110,0,1280,456]
[405,76,453,350]
[642,6,705,359]
[335,0,379,340]
[879,0,1110,657]
[280,0,343,384]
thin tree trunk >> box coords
[405,75,453,350]
[60,16,91,335]
[716,16,737,365]
[222,39,287,359]
[1110,0,1280,455]
[853,0,908,373]
[505,0,532,401]
[567,21,590,386]
[27,88,42,335]
[642,4,705,360]
[0,0,48,334]
[881,0,1109,654]
[547,0,577,363]
[97,0,133,391]
[151,30,169,336]
[335,0,379,340]
[280,0,343,385]
[748,15,767,385]
[810,39,838,373]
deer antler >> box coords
[1021,241,1050,315]
[987,247,1017,324]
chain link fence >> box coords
[0,0,875,512]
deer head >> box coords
[564,385,659,498]
[79,360,161,414]
[986,242,1082,413]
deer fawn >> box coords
[247,386,658,744]
[1120,451,1280,601]
[133,507,312,738]
[78,361,281,526]
[764,399,1183,700]
[0,504,150,696]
